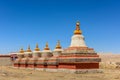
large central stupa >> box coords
[13,21,101,73]
[58,22,101,73]
[70,22,87,47]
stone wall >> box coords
[0,55,12,66]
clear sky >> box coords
[0,0,120,54]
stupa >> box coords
[14,48,24,67]
[70,22,86,47]
[27,44,41,69]
[46,41,63,72]
[20,45,32,68]
[58,22,101,73]
[36,42,52,70]
[13,21,101,73]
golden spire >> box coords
[34,43,40,51]
[27,45,32,52]
[19,47,24,53]
[74,21,82,35]
[55,40,62,49]
[44,42,50,50]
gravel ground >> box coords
[0,66,120,80]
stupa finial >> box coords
[35,43,40,51]
[74,21,82,35]
[27,45,32,52]
[55,40,62,49]
[44,42,50,50]
[19,47,24,53]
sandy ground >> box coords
[0,66,120,80]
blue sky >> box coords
[0,0,120,54]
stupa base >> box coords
[14,64,20,67]
[27,64,35,68]
[58,63,99,69]
[47,65,58,69]
[19,64,27,68]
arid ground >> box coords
[0,66,120,80]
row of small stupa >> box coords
[14,21,101,73]
[18,40,62,55]
[16,41,63,59]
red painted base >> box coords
[14,64,19,67]
[47,65,58,69]
[58,63,99,69]
[20,64,28,68]
[36,65,46,68]
[27,64,35,68]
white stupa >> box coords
[41,42,52,57]
[70,21,87,47]
[33,43,41,58]
[53,40,63,52]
